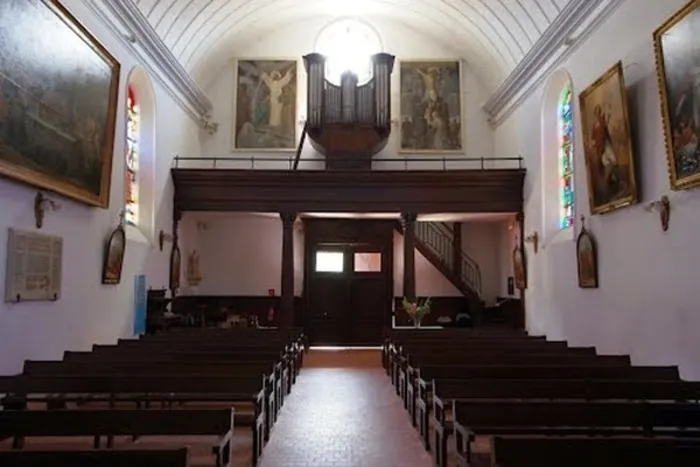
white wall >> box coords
[195,17,494,170]
[185,214,487,298]
[496,0,700,378]
[187,214,305,296]
[0,1,200,374]
[461,222,510,305]
[393,231,460,297]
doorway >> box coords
[303,219,393,346]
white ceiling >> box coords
[133,0,572,87]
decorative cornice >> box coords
[483,0,624,125]
[106,0,212,115]
[82,0,212,123]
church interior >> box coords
[1,0,700,465]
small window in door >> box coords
[354,252,382,272]
[315,251,344,273]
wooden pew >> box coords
[65,349,289,416]
[0,409,233,467]
[391,342,594,390]
[0,448,190,467]
[402,354,631,418]
[447,400,700,467]
[489,436,700,467]
[413,364,679,453]
[0,375,265,464]
[382,328,533,372]
[23,359,286,430]
[423,378,700,455]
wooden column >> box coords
[452,222,462,277]
[401,213,417,300]
[280,212,297,328]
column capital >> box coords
[280,212,297,224]
[400,212,417,228]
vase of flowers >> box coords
[402,297,432,327]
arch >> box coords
[314,17,384,87]
[125,66,156,241]
[540,68,575,242]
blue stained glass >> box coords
[558,84,574,229]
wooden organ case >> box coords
[303,53,395,169]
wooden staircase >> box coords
[396,221,484,310]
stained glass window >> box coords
[125,86,139,226]
[558,84,574,229]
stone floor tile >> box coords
[258,348,433,467]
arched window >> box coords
[125,85,140,227]
[558,84,574,229]
[315,19,383,87]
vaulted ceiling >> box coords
[133,0,572,87]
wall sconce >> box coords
[34,192,61,229]
[645,195,671,232]
[524,231,539,253]
[158,230,173,251]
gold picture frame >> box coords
[653,0,700,190]
[398,59,464,153]
[578,61,638,215]
[232,58,299,152]
[576,216,598,289]
[0,0,120,208]
[101,224,126,285]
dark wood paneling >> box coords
[392,296,473,327]
[172,169,525,213]
[171,295,304,327]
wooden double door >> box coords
[303,219,394,346]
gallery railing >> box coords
[171,155,525,171]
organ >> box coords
[302,52,395,169]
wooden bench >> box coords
[402,354,631,418]
[0,409,233,467]
[446,400,700,467]
[24,359,286,424]
[391,344,596,391]
[0,374,265,464]
[422,378,700,454]
[65,349,289,414]
[0,447,190,467]
[489,436,700,467]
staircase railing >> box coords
[414,222,482,297]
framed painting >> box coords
[512,246,527,290]
[102,224,126,285]
[399,59,463,153]
[653,0,700,190]
[576,218,598,288]
[233,59,298,151]
[0,0,120,207]
[578,61,638,215]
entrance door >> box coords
[307,248,350,345]
[306,244,390,346]
[348,248,389,345]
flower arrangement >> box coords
[402,297,432,326]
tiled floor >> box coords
[258,348,434,467]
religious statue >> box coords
[187,250,202,286]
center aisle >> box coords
[258,348,433,467]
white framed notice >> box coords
[5,228,63,303]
